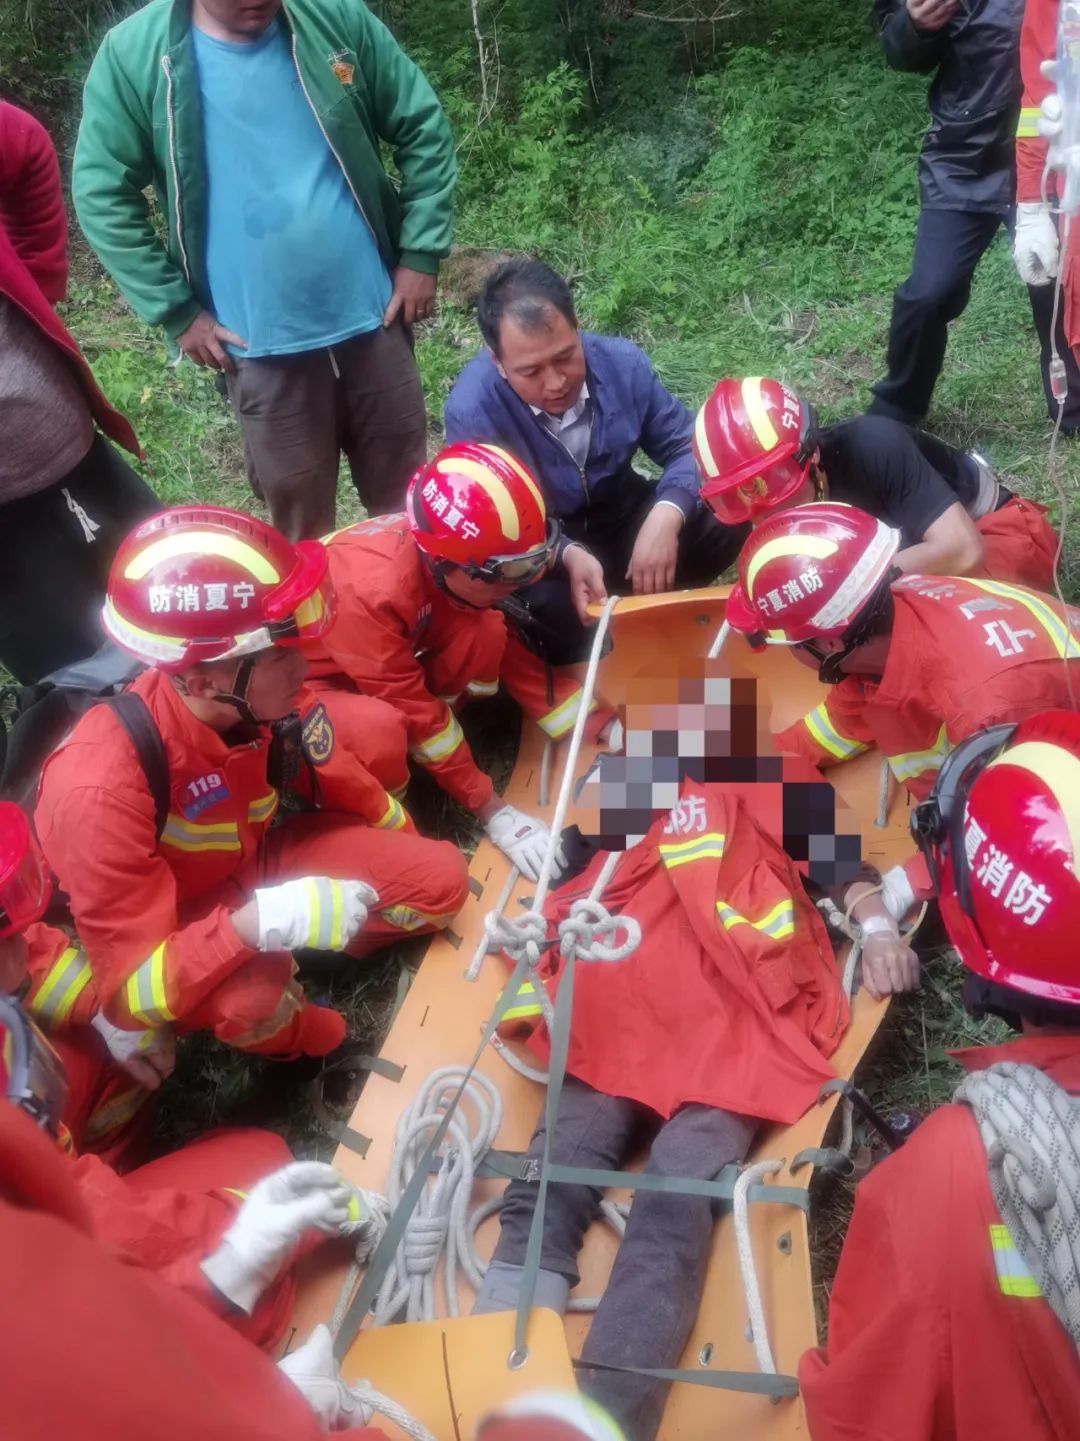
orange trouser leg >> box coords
[180,948,347,1060]
[975,498,1059,591]
[52,1027,155,1171]
[421,606,507,701]
[296,684,411,819]
[259,810,469,957]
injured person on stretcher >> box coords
[471,664,908,1441]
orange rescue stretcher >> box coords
[286,587,916,1439]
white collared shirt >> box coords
[531,381,591,469]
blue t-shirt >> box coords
[192,19,391,358]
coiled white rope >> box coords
[344,1380,438,1441]
[733,1159,785,1375]
[956,1060,1080,1348]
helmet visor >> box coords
[465,518,560,586]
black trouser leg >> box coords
[578,1104,757,1441]
[869,208,1003,425]
[0,435,159,683]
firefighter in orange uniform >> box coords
[35,506,468,1064]
[300,443,614,881]
[802,711,1080,1440]
[0,797,389,1377]
[693,375,1058,590]
[725,501,1080,974]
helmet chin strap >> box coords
[810,569,899,685]
[211,655,262,726]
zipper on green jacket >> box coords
[161,55,192,285]
[288,26,380,255]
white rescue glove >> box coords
[879,864,917,923]
[201,1161,365,1313]
[253,877,378,953]
[91,1012,176,1091]
[1013,201,1060,285]
[485,804,566,883]
[278,1324,363,1430]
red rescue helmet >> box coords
[475,1392,626,1441]
[727,502,900,645]
[912,711,1080,1006]
[694,377,817,524]
[0,803,51,938]
[102,506,336,671]
[407,443,557,585]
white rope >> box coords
[344,1381,437,1441]
[875,755,891,830]
[370,1067,503,1326]
[489,1032,550,1085]
[466,866,520,982]
[539,736,555,808]
[707,617,731,660]
[956,1061,1080,1348]
[733,1159,785,1375]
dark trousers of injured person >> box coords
[509,477,749,668]
[473,1076,756,1441]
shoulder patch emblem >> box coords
[302,703,335,766]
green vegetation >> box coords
[0,0,1053,1292]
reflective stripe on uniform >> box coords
[657,832,727,869]
[83,1087,151,1146]
[1016,107,1042,138]
[887,724,950,784]
[537,688,592,740]
[124,943,174,1026]
[965,578,1080,660]
[990,1224,1042,1298]
[247,790,279,825]
[374,796,409,831]
[380,904,457,932]
[28,945,92,1026]
[410,711,466,764]
[498,978,545,1022]
[466,678,500,698]
[161,813,241,853]
[305,878,345,950]
[802,702,868,761]
[716,897,796,940]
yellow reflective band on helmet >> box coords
[657,831,726,869]
[161,814,242,853]
[436,456,522,541]
[125,943,174,1027]
[986,740,1080,881]
[248,790,279,825]
[487,444,547,522]
[694,405,719,477]
[410,711,466,764]
[29,946,92,1027]
[124,530,280,584]
[990,1224,1043,1297]
[746,534,838,598]
[741,376,780,453]
[1016,107,1042,138]
[965,578,1080,660]
[803,702,869,760]
[375,796,409,831]
[466,677,500,698]
[717,897,795,939]
[887,724,950,783]
[538,688,592,740]
[102,596,189,664]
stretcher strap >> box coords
[545,1162,809,1211]
[572,1356,799,1399]
[332,948,534,1360]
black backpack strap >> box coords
[104,692,171,842]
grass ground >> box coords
[1,0,1069,1313]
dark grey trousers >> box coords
[491,1077,756,1441]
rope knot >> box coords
[558,897,641,962]
[401,1213,448,1274]
[485,907,548,967]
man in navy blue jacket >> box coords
[444,259,747,664]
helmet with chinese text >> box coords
[475,1391,627,1441]
[726,502,901,645]
[917,712,1080,1006]
[694,377,817,525]
[406,443,554,580]
[102,506,336,671]
[0,802,51,939]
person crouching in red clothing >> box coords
[35,505,468,1064]
[801,710,1080,1441]
[300,443,615,882]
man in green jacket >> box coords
[74,0,456,540]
